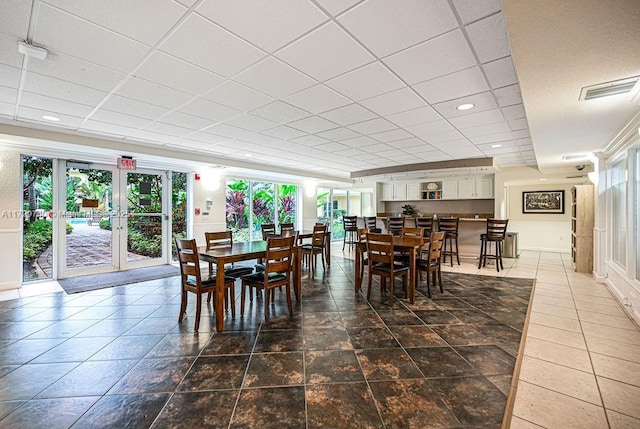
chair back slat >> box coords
[175,238,201,280]
[265,236,295,275]
[261,223,276,240]
[414,217,434,234]
[437,217,459,232]
[387,216,405,235]
[280,222,294,233]
[205,231,232,250]
[486,219,509,239]
[366,233,394,265]
[343,215,358,229]
[401,227,425,238]
[427,231,445,262]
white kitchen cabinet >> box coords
[381,182,409,201]
[406,182,420,200]
[382,183,395,201]
[441,180,458,200]
[457,177,493,199]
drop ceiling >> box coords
[0,0,637,183]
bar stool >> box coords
[364,216,381,233]
[342,215,358,251]
[437,217,460,266]
[479,219,509,272]
[387,216,405,236]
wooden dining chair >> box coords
[279,222,294,234]
[417,231,445,298]
[364,216,381,233]
[356,228,369,287]
[240,235,296,322]
[301,224,327,277]
[204,231,253,308]
[175,238,236,331]
[261,223,276,240]
[365,233,409,300]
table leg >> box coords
[355,243,362,292]
[215,261,226,332]
[325,232,331,265]
[409,247,416,304]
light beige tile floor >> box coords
[447,250,640,429]
[3,249,640,428]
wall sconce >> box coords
[304,180,317,197]
[200,169,220,191]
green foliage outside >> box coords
[23,220,72,262]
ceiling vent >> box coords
[580,76,639,101]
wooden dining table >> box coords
[199,240,302,332]
[354,235,424,304]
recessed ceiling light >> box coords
[539,178,548,181]
[490,144,502,148]
[42,115,60,122]
[243,153,252,157]
[456,103,475,111]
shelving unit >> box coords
[420,181,442,200]
[571,184,594,273]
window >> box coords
[22,155,54,282]
[611,159,627,267]
[226,179,298,242]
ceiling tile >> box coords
[508,118,528,130]
[452,0,502,25]
[21,92,94,118]
[360,87,425,116]
[284,84,351,114]
[134,51,224,96]
[28,52,126,92]
[513,130,530,139]
[0,0,31,38]
[313,141,350,152]
[448,108,504,129]
[340,135,378,147]
[18,105,84,128]
[494,84,522,107]
[348,117,396,134]
[250,101,310,123]
[386,106,441,128]
[432,91,498,118]
[314,0,360,16]
[101,95,169,120]
[287,115,338,134]
[316,127,361,141]
[276,22,374,82]
[482,56,517,88]
[0,64,21,89]
[0,33,25,68]
[423,130,465,145]
[260,125,307,140]
[143,121,193,136]
[80,119,138,137]
[202,123,255,140]
[45,0,187,45]
[233,57,316,98]
[465,13,510,63]
[291,134,331,146]
[384,30,476,84]
[339,0,457,57]
[159,13,265,77]
[460,121,510,137]
[354,142,393,153]
[412,67,489,104]
[91,109,153,128]
[225,113,278,132]
[386,137,431,150]
[333,147,366,157]
[196,0,327,53]
[325,61,404,101]
[178,97,240,122]
[320,103,377,126]
[160,111,217,132]
[24,72,107,106]
[202,80,273,111]
[369,128,413,143]
[116,76,192,109]
[467,131,514,144]
[0,85,17,104]
[501,104,525,120]
[35,4,149,73]
[406,120,455,139]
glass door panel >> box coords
[125,171,166,267]
[63,166,115,274]
[332,190,347,240]
[251,181,275,240]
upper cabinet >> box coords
[457,177,494,199]
[381,176,493,201]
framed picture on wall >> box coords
[522,190,565,214]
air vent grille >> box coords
[580,77,639,101]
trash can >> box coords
[503,232,518,258]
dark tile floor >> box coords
[0,253,533,428]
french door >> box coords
[58,162,169,278]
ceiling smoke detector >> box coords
[579,76,639,101]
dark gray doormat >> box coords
[59,264,180,294]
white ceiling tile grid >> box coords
[0,0,539,180]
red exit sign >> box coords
[118,157,137,170]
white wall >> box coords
[506,182,574,252]
[0,149,24,290]
[191,172,226,246]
